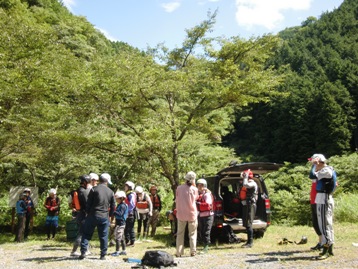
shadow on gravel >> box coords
[245,250,318,264]
[20,256,86,263]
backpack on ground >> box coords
[141,250,177,268]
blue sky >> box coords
[62,0,344,50]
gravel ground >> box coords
[1,239,357,269]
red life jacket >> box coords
[136,193,149,209]
[197,191,213,212]
[239,187,247,201]
[71,191,81,211]
[150,194,161,209]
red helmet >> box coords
[243,169,254,179]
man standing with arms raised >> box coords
[79,173,116,260]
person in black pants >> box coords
[240,169,257,248]
[79,173,116,260]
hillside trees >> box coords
[225,0,357,163]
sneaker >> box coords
[311,243,322,251]
[241,243,253,248]
[100,255,106,260]
[70,251,81,256]
[119,251,127,255]
[111,252,120,257]
[79,254,86,260]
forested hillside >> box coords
[224,0,357,163]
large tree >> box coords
[82,13,284,194]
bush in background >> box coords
[266,152,358,225]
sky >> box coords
[61,0,345,50]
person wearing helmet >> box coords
[79,173,116,260]
[240,169,258,248]
[196,178,214,254]
[23,187,34,240]
[124,181,136,247]
[148,185,162,238]
[88,172,99,189]
[175,171,199,257]
[135,186,153,241]
[111,191,128,256]
[15,192,28,242]
[70,175,91,256]
[44,188,61,240]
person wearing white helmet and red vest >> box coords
[148,185,162,237]
[79,173,115,260]
[124,181,136,247]
[175,171,199,257]
[135,186,153,241]
[196,178,214,254]
[240,169,257,248]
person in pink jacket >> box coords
[175,171,199,257]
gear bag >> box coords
[141,250,177,268]
[322,166,338,194]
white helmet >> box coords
[197,178,207,187]
[125,181,135,190]
[115,191,126,199]
[48,188,57,195]
[89,172,99,181]
[135,186,143,194]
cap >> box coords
[308,154,327,163]
[184,171,196,182]
[24,188,31,192]
[115,191,126,199]
[99,173,113,185]
[89,173,99,181]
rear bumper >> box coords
[222,218,268,232]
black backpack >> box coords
[141,250,177,268]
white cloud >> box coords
[61,0,76,12]
[235,0,312,30]
[161,1,181,13]
[95,27,118,42]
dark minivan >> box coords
[205,162,282,240]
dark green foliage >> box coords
[266,153,358,225]
[225,0,357,163]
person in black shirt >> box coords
[79,173,116,260]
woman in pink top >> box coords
[175,171,199,257]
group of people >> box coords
[14,153,335,260]
[174,169,257,258]
[66,173,162,260]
